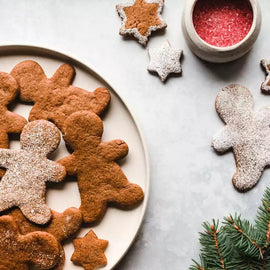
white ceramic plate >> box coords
[0,45,149,270]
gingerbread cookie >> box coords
[0,72,27,177]
[212,84,270,191]
[147,40,183,82]
[0,120,66,224]
[58,111,144,223]
[10,207,82,270]
[116,0,167,46]
[71,230,108,270]
[11,60,111,130]
[261,59,270,93]
[0,215,60,269]
[10,207,82,242]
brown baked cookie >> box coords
[58,111,144,224]
[71,230,108,270]
[10,207,82,242]
[9,207,82,270]
[0,120,66,225]
[11,60,111,130]
[0,72,27,177]
[116,0,167,45]
[0,215,60,269]
[212,84,270,191]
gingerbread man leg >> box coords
[232,159,263,191]
[80,194,106,223]
[110,183,144,207]
[19,200,51,225]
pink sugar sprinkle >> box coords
[193,0,253,47]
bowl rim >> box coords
[185,0,261,52]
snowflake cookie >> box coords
[147,40,183,82]
[116,0,167,45]
[212,84,270,191]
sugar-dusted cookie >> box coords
[0,215,60,269]
[212,84,270,191]
[147,40,183,82]
[116,0,167,46]
[10,207,82,270]
[0,120,66,224]
[58,111,144,223]
[71,230,108,270]
[261,59,270,93]
[11,60,111,130]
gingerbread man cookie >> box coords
[71,230,108,270]
[58,111,144,223]
[0,215,60,269]
[0,120,66,224]
[11,60,111,130]
[116,0,167,45]
[0,72,27,148]
[212,84,270,191]
[261,59,270,93]
[10,207,82,270]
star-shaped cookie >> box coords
[116,0,167,45]
[147,40,183,82]
[261,59,270,93]
[71,230,108,270]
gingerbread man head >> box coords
[0,215,60,269]
[20,119,61,155]
[11,60,111,130]
[63,109,103,150]
[215,84,254,125]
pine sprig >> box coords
[191,220,238,270]
[255,188,270,250]
[224,214,263,259]
[190,186,270,270]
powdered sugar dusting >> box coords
[0,120,66,224]
[147,40,182,82]
[212,84,270,191]
[261,59,270,93]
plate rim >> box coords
[0,44,150,269]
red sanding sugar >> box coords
[193,0,253,47]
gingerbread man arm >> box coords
[46,160,66,182]
[0,149,15,168]
[21,231,60,269]
[10,60,47,102]
[51,64,75,87]
[212,126,233,153]
[255,107,270,127]
[58,154,77,176]
[6,111,27,134]
[100,140,129,161]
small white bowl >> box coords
[182,0,262,63]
